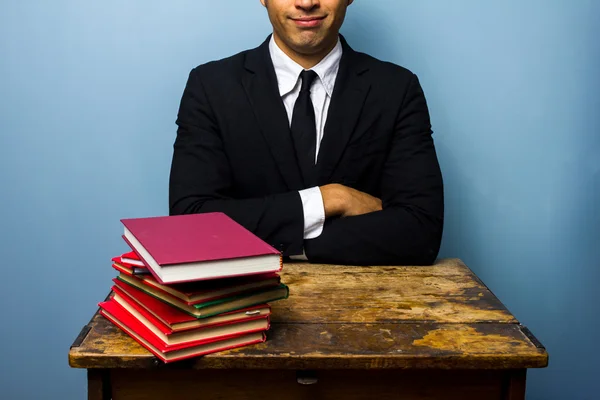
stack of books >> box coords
[99,212,288,363]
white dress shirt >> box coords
[268,36,343,244]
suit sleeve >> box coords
[304,74,444,265]
[169,68,305,256]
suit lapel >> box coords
[317,38,371,184]
[242,37,304,190]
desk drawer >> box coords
[109,369,523,400]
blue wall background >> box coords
[1,1,598,398]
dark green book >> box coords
[117,273,288,318]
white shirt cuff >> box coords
[298,186,325,239]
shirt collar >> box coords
[269,35,343,97]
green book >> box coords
[116,274,288,319]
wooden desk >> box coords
[69,259,547,399]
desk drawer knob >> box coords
[297,371,318,385]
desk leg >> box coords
[502,369,527,400]
[87,369,111,400]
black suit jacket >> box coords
[169,36,444,265]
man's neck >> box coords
[272,33,339,69]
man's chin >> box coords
[290,37,328,56]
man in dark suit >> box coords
[169,0,444,265]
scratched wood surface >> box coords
[272,259,516,324]
[69,258,547,370]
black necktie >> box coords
[291,70,318,187]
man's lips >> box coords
[291,16,326,28]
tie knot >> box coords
[299,70,318,93]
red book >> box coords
[111,252,144,268]
[110,263,281,305]
[121,213,282,284]
[112,279,271,333]
[115,272,289,319]
[99,300,266,363]
[112,261,149,276]
[112,252,149,276]
[121,251,145,267]
[100,297,269,349]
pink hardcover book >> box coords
[120,212,282,284]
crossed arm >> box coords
[170,69,443,265]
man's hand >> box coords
[320,184,382,218]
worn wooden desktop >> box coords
[69,259,547,399]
